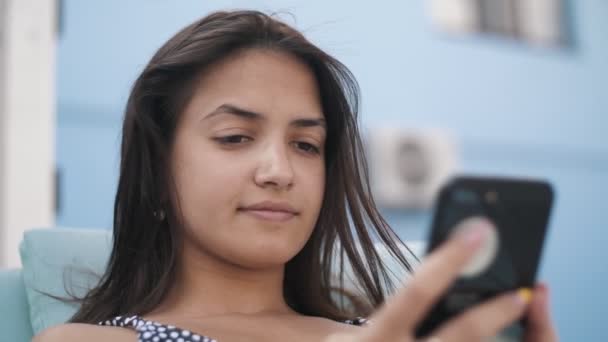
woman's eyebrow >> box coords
[203,103,260,121]
[202,103,326,130]
[292,117,326,130]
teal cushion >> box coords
[0,269,34,342]
[19,228,112,334]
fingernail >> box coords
[515,288,533,306]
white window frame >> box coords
[0,0,56,268]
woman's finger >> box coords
[525,283,558,342]
[430,290,529,342]
[366,221,493,337]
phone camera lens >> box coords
[454,189,477,204]
[485,191,498,204]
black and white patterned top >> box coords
[100,314,368,342]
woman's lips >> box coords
[239,209,296,222]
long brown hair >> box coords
[70,10,416,323]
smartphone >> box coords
[415,176,554,340]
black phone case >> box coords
[415,176,554,339]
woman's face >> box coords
[170,49,326,269]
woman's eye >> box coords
[295,141,321,155]
[215,135,252,144]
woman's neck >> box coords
[149,241,296,319]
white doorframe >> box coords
[0,0,56,268]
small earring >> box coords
[153,209,166,221]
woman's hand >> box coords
[327,224,558,342]
[524,283,558,341]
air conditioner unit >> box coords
[367,127,459,210]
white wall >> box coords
[0,0,56,268]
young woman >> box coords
[35,10,557,342]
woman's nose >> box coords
[253,143,294,190]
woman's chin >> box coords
[225,241,303,269]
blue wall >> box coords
[56,1,607,340]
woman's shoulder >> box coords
[33,322,136,342]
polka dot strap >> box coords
[99,315,217,342]
[342,317,370,326]
[100,314,367,341]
